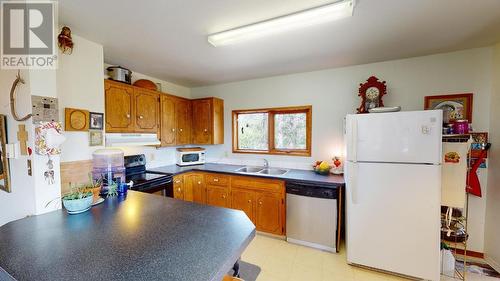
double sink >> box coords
[235,166,289,176]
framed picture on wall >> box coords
[89,130,103,147]
[89,112,104,130]
[424,93,473,124]
[0,115,11,193]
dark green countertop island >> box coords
[0,191,255,281]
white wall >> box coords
[58,34,105,163]
[192,47,493,253]
[0,70,36,226]
[485,43,500,270]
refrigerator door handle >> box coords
[351,118,358,162]
[349,163,358,205]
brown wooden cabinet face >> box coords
[105,82,134,132]
[192,99,212,144]
[186,173,205,204]
[255,192,282,235]
[173,176,184,200]
[206,185,230,208]
[231,188,255,223]
[176,99,192,145]
[134,89,159,132]
[160,96,176,146]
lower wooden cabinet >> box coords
[172,172,285,236]
[231,188,255,222]
[207,185,230,208]
[185,173,206,204]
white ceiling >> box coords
[59,0,500,87]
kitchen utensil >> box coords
[107,66,132,84]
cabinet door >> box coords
[105,81,134,132]
[173,176,184,200]
[255,192,283,235]
[231,188,255,223]
[160,96,176,146]
[206,185,230,208]
[185,173,205,204]
[176,99,192,145]
[192,99,212,144]
[134,89,159,133]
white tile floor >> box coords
[241,234,499,281]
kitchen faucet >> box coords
[263,159,269,168]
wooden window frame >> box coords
[232,105,312,157]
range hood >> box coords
[105,133,161,147]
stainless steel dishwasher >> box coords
[286,181,338,252]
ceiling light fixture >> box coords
[207,0,355,47]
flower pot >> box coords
[62,196,93,214]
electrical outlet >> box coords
[224,151,229,158]
[149,153,155,161]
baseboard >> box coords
[485,255,500,273]
[450,247,484,259]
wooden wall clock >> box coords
[65,108,90,131]
[357,76,387,113]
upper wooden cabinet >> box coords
[105,80,159,134]
[192,98,224,145]
[104,80,223,146]
[160,96,192,146]
[105,80,135,133]
[134,88,159,133]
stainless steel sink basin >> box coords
[235,166,265,173]
[258,168,289,176]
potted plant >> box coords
[62,184,94,214]
[83,174,103,203]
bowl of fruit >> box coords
[313,161,331,175]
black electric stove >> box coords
[125,155,173,197]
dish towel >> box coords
[441,141,470,208]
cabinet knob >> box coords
[213,178,219,182]
[179,128,183,132]
[198,181,202,185]
[204,129,208,133]
[177,188,181,192]
[248,200,252,203]
[175,180,180,183]
[139,115,144,119]
[172,128,176,132]
[126,114,131,118]
[222,194,226,199]
[259,201,262,205]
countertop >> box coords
[0,191,255,281]
[148,163,345,188]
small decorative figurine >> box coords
[58,26,74,54]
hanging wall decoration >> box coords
[58,26,74,54]
[10,70,32,122]
[357,76,387,113]
[65,108,90,131]
[35,122,65,185]
[0,115,11,193]
[424,93,473,124]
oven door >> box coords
[132,176,173,197]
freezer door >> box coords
[346,111,442,164]
[345,161,441,281]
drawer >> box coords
[205,173,230,186]
[231,177,254,188]
[253,179,284,194]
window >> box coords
[232,106,312,156]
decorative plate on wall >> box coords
[65,108,89,131]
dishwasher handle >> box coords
[286,183,338,200]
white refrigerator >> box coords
[345,110,442,281]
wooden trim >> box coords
[450,248,484,259]
[232,105,312,157]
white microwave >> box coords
[176,147,206,166]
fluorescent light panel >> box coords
[208,0,354,47]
